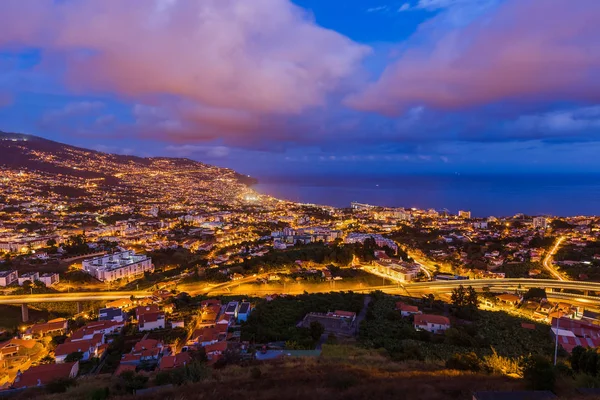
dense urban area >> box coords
[1,132,600,399]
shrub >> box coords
[522,355,556,391]
[250,366,262,380]
[45,377,77,394]
[446,352,482,372]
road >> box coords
[543,236,567,281]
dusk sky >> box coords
[1,0,600,178]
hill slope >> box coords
[0,131,257,209]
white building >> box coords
[533,217,548,229]
[139,312,165,331]
[82,250,153,282]
[0,270,18,287]
[18,272,39,286]
[39,273,60,286]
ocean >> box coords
[253,174,600,217]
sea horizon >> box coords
[253,172,600,218]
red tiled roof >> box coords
[333,310,356,318]
[136,305,160,318]
[204,341,227,353]
[395,302,419,313]
[13,362,77,388]
[139,312,164,325]
[134,339,162,352]
[159,352,192,370]
[55,339,95,357]
[414,314,450,326]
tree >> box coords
[65,351,84,363]
[570,346,586,372]
[466,286,478,308]
[451,285,467,308]
[309,321,325,341]
[523,288,547,301]
[522,355,556,391]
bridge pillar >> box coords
[584,290,590,296]
[21,303,29,323]
[77,302,84,314]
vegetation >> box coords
[241,292,364,347]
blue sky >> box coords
[1,0,600,178]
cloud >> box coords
[512,106,600,134]
[1,0,370,143]
[42,101,104,122]
[367,6,388,12]
[347,0,600,116]
[165,144,231,158]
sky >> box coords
[1,0,600,178]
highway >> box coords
[0,277,598,305]
[543,236,567,281]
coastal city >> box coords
[0,132,599,399]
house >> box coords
[204,341,227,361]
[188,326,221,347]
[23,318,68,339]
[332,310,356,322]
[237,302,252,322]
[224,302,239,317]
[139,312,165,331]
[171,320,185,329]
[158,352,192,370]
[99,307,127,323]
[121,339,164,365]
[106,298,132,309]
[0,270,18,287]
[70,320,123,341]
[17,272,39,286]
[38,272,60,286]
[472,391,557,400]
[216,313,233,327]
[413,314,451,334]
[12,362,79,389]
[495,294,521,306]
[395,302,421,317]
[0,339,36,361]
[55,339,99,363]
[135,305,160,320]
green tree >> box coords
[309,321,325,341]
[523,288,547,301]
[65,351,84,363]
[522,355,556,391]
[451,285,467,307]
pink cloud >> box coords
[1,0,369,120]
[347,0,600,115]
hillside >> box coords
[0,131,258,210]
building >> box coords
[12,362,79,389]
[55,339,99,363]
[17,272,39,286]
[38,272,60,286]
[99,307,128,323]
[370,260,420,282]
[396,302,421,317]
[82,250,153,282]
[159,352,191,370]
[300,311,356,337]
[23,318,68,339]
[413,314,451,334]
[224,301,239,318]
[237,302,252,322]
[139,312,165,331]
[0,270,18,287]
[533,217,548,229]
[458,210,471,219]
